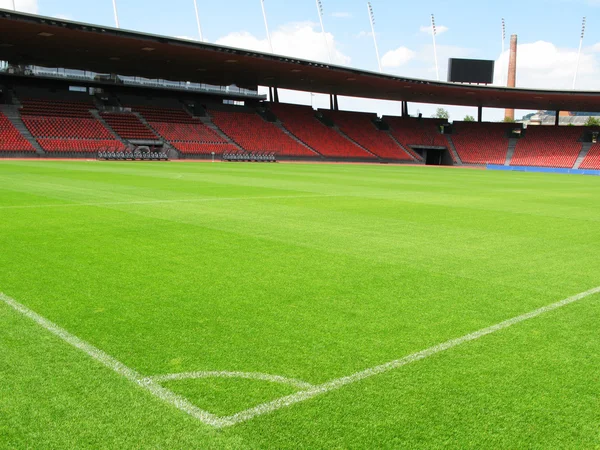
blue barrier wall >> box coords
[487,164,600,176]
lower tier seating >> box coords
[271,104,373,159]
[323,110,412,160]
[149,121,226,144]
[579,145,600,170]
[451,122,512,165]
[101,113,158,140]
[23,116,114,139]
[511,127,583,168]
[37,139,125,153]
[172,142,238,155]
[0,113,35,152]
[210,110,316,157]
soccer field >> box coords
[1,160,599,448]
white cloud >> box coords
[419,25,449,36]
[331,12,351,18]
[216,22,350,66]
[0,0,37,13]
[381,47,416,68]
[493,40,600,91]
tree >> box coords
[433,108,450,120]
[503,116,516,123]
[585,116,600,127]
[464,115,476,122]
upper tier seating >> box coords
[579,144,600,170]
[0,113,35,152]
[210,109,316,157]
[511,126,583,168]
[101,113,159,140]
[270,104,374,159]
[451,122,514,165]
[322,110,412,160]
[20,98,94,118]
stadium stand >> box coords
[100,112,159,141]
[384,117,448,152]
[37,138,125,153]
[511,126,583,168]
[579,144,600,170]
[210,109,317,157]
[321,110,412,161]
[451,122,514,165]
[130,105,235,155]
[0,112,35,152]
[270,104,374,159]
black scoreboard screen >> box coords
[447,58,495,84]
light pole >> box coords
[193,0,204,41]
[573,17,586,90]
[431,14,440,81]
[316,0,332,64]
[112,0,120,28]
[501,18,506,86]
[260,0,274,53]
[367,2,382,73]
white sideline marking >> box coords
[0,293,231,428]
[148,371,314,389]
[2,286,599,429]
[0,194,338,210]
[221,285,600,426]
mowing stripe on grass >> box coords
[148,371,314,389]
[0,194,338,210]
[221,285,600,426]
[0,292,232,429]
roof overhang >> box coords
[1,9,600,112]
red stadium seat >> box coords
[0,113,36,152]
[322,110,412,160]
[579,144,600,170]
[270,104,373,159]
[511,127,583,168]
[100,113,158,140]
[451,122,514,165]
[384,117,448,160]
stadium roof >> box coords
[1,9,600,112]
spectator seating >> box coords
[579,144,600,170]
[270,104,374,159]
[38,139,125,153]
[451,122,514,165]
[22,117,114,139]
[101,112,159,140]
[171,142,238,155]
[384,117,448,149]
[0,113,35,152]
[322,110,412,160]
[20,98,94,118]
[511,126,583,168]
[210,109,317,157]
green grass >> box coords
[1,160,599,448]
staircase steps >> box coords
[504,138,518,166]
[274,121,323,158]
[573,142,593,169]
[444,135,463,165]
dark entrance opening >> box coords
[415,147,454,166]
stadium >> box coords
[1,3,600,448]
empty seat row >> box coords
[101,113,159,140]
[0,113,35,152]
[23,116,114,139]
[37,139,125,153]
[210,109,317,157]
[172,142,239,155]
[451,122,514,165]
[579,144,600,170]
[323,110,412,160]
[511,127,583,168]
[270,104,373,159]
[149,121,227,144]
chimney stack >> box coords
[505,34,518,121]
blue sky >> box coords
[5,0,600,119]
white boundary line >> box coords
[0,292,232,428]
[0,194,338,210]
[2,286,600,428]
[220,285,600,426]
[147,371,313,389]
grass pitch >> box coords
[1,160,599,448]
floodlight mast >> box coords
[431,14,440,81]
[260,0,274,53]
[112,0,120,28]
[367,2,382,73]
[193,0,204,42]
[11,0,16,11]
[573,17,586,90]
[316,0,332,64]
[501,18,506,86]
